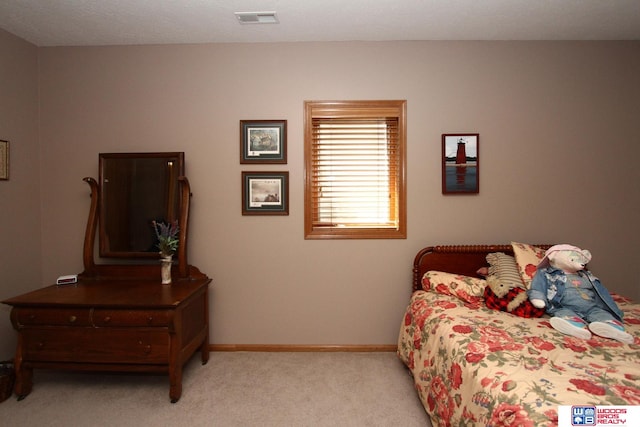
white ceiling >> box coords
[1,0,639,47]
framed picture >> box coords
[240,120,287,163]
[0,140,8,180]
[242,171,289,215]
[442,133,479,194]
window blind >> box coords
[310,118,399,229]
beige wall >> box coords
[2,37,640,354]
[0,29,40,358]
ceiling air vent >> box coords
[235,11,279,24]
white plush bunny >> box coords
[528,244,633,344]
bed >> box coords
[397,244,640,427]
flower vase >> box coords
[161,255,173,285]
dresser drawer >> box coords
[22,329,170,364]
[92,309,171,327]
[14,308,92,327]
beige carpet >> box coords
[0,352,432,426]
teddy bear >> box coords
[484,275,545,318]
[528,244,634,344]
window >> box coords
[304,100,407,239]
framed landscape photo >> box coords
[242,171,289,215]
[0,140,8,180]
[442,133,479,194]
[240,120,287,164]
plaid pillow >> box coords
[484,285,546,318]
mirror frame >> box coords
[98,152,185,258]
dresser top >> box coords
[2,278,211,309]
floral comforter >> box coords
[397,289,640,427]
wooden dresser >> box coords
[3,272,210,403]
[3,157,211,403]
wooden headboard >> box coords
[412,244,552,292]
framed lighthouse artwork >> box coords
[442,133,479,194]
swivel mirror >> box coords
[99,152,184,258]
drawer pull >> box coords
[29,314,36,321]
[144,345,151,354]
[68,315,77,323]
[147,317,153,324]
[103,316,111,323]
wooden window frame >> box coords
[304,100,407,239]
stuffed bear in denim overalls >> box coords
[528,244,634,344]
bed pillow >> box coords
[511,241,547,289]
[486,252,523,289]
[421,271,486,303]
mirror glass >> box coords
[99,152,184,258]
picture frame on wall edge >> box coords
[0,140,8,180]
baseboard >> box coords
[209,344,397,352]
